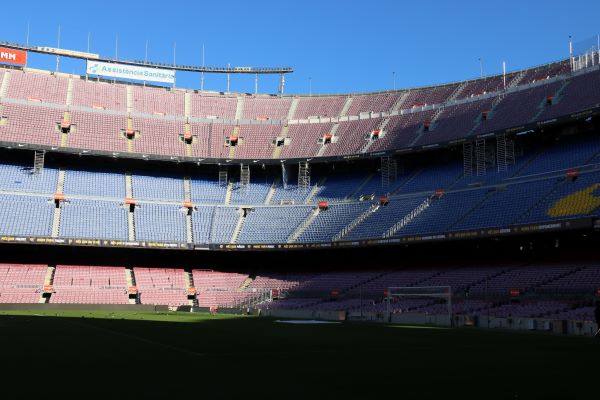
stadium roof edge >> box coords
[0,39,572,97]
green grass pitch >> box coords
[0,309,597,399]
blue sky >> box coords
[1,0,599,94]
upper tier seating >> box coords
[0,61,597,161]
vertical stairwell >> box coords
[235,96,244,120]
[126,86,134,114]
[39,265,56,303]
[185,211,194,244]
[228,126,239,158]
[183,177,192,202]
[185,270,198,306]
[184,123,193,156]
[272,98,299,158]
[272,126,288,159]
[125,267,138,304]
[126,118,134,153]
[51,169,66,238]
[125,174,135,241]
[224,181,233,205]
[60,111,70,147]
[287,97,299,120]
[66,78,74,106]
[184,92,192,117]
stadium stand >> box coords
[50,265,128,304]
[0,59,599,162]
[0,264,46,303]
[0,54,600,327]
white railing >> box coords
[382,196,433,239]
[333,203,380,241]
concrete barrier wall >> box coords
[261,309,598,336]
[0,303,169,312]
[261,309,346,321]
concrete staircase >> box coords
[339,96,353,118]
[333,203,380,242]
[66,78,74,106]
[185,211,194,244]
[126,86,134,113]
[360,91,410,154]
[382,196,433,238]
[287,97,299,120]
[228,126,239,158]
[272,125,288,159]
[125,174,135,241]
[184,92,192,117]
[529,80,571,123]
[185,270,198,306]
[229,209,246,244]
[126,118,134,153]
[51,169,66,237]
[39,265,56,303]
[447,191,496,231]
[125,267,138,304]
[56,168,66,194]
[0,71,11,98]
[224,181,233,205]
[239,276,254,290]
[51,206,61,238]
[360,138,376,154]
[60,111,70,147]
[264,177,280,204]
[515,179,568,224]
[304,177,326,204]
[348,173,375,200]
[183,177,192,202]
[235,96,244,120]
[507,70,528,89]
[315,123,340,157]
[184,123,193,156]
[287,207,320,243]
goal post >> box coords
[385,286,452,320]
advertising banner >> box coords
[86,60,175,84]
[0,47,27,65]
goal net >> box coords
[385,286,452,318]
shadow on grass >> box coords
[0,312,598,399]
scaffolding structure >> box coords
[240,164,250,190]
[463,142,473,177]
[33,150,45,175]
[298,161,311,192]
[496,133,515,173]
[381,156,397,192]
[218,167,228,187]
